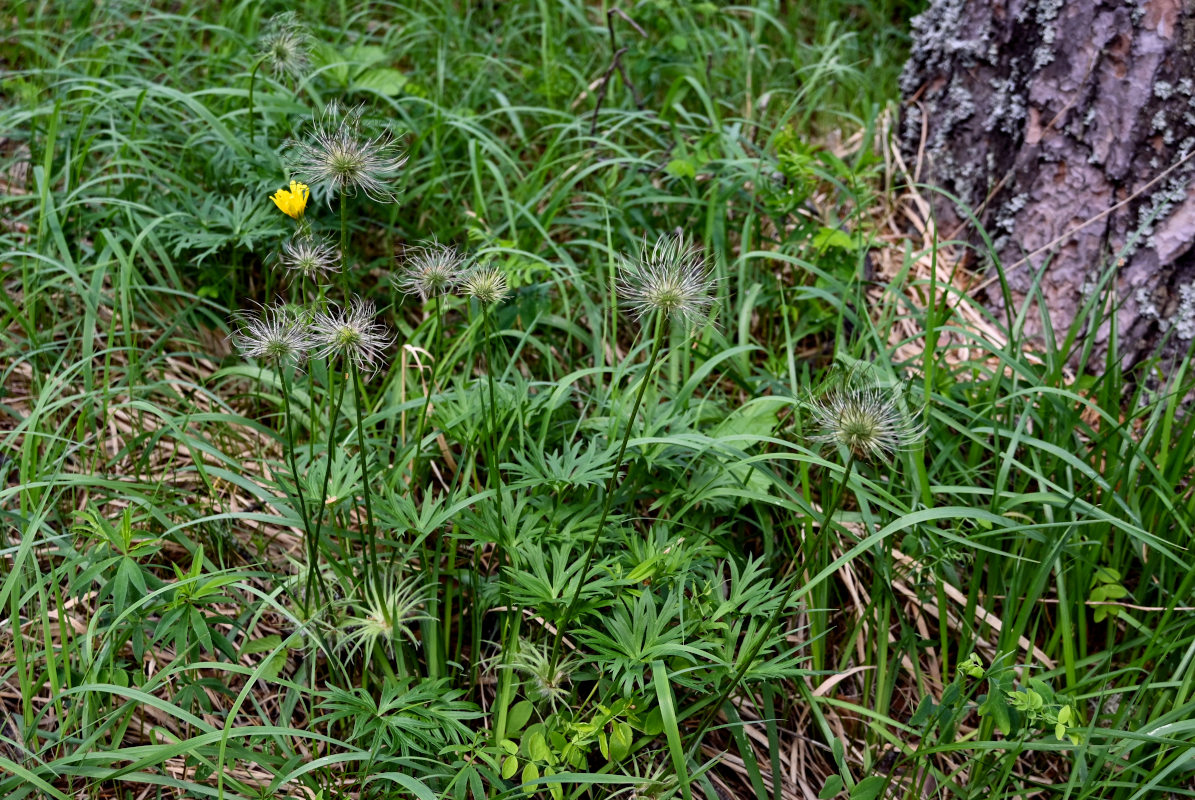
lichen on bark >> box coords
[901,0,1195,369]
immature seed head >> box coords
[461,264,508,305]
[279,235,341,280]
[393,241,467,301]
[257,12,311,80]
[339,572,432,662]
[231,303,310,367]
[806,366,925,461]
[508,640,575,709]
[287,101,407,204]
[617,232,716,331]
[311,297,394,375]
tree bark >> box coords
[900,0,1195,369]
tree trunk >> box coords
[900,0,1195,370]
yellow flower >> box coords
[270,180,309,219]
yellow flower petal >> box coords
[270,182,309,219]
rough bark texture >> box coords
[900,0,1195,369]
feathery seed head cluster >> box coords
[270,180,309,219]
[232,303,311,367]
[311,297,393,375]
[256,12,311,80]
[393,241,467,300]
[617,233,716,330]
[280,235,341,280]
[287,101,407,204]
[807,366,925,461]
[460,264,508,305]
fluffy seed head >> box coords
[617,233,716,330]
[287,101,407,204]
[461,264,508,304]
[279,235,341,280]
[256,12,311,80]
[231,303,311,367]
[806,366,925,461]
[393,241,467,301]
[311,297,394,375]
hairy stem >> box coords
[483,305,504,500]
[352,363,379,593]
[408,294,445,485]
[280,367,315,609]
[339,190,350,298]
[309,359,348,604]
[483,303,519,741]
[247,57,263,145]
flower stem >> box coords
[483,305,503,499]
[351,362,380,592]
[684,454,858,758]
[407,294,445,485]
[493,603,522,742]
[247,57,264,146]
[280,367,316,609]
[548,309,667,673]
[483,303,519,741]
[309,358,348,602]
[339,190,350,298]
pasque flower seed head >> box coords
[279,235,341,280]
[460,264,508,305]
[232,303,311,367]
[806,366,925,461]
[393,241,467,301]
[339,572,432,662]
[257,12,312,80]
[617,232,716,331]
[287,101,407,204]
[311,297,394,376]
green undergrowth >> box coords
[2,1,1194,799]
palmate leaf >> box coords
[505,437,617,494]
[436,373,542,449]
[504,542,617,616]
[375,483,484,549]
[690,561,808,684]
[699,555,785,625]
[578,589,718,695]
[158,189,288,263]
[314,677,481,757]
[455,489,548,565]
